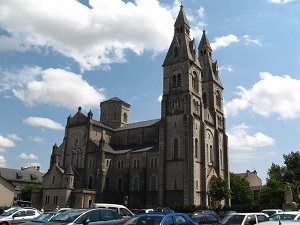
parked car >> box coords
[0,208,41,225]
[261,210,283,217]
[19,212,60,225]
[258,221,300,225]
[90,203,133,221]
[194,211,221,221]
[219,212,268,225]
[189,212,221,225]
[44,208,125,225]
[134,209,154,215]
[268,212,300,221]
[123,212,198,225]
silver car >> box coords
[0,208,41,225]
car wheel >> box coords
[0,222,9,225]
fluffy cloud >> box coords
[225,72,300,119]
[0,0,175,71]
[211,34,239,50]
[23,117,64,130]
[243,35,262,46]
[19,153,38,160]
[268,0,294,3]
[0,135,15,148]
[228,123,275,150]
[0,156,6,167]
[1,66,105,109]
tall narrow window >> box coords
[203,93,207,108]
[123,113,127,123]
[173,75,176,88]
[216,90,221,107]
[177,74,181,87]
[195,138,198,158]
[174,138,179,159]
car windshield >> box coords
[124,215,163,225]
[220,215,245,225]
[268,214,297,221]
[51,210,87,222]
[32,213,56,222]
[1,208,20,216]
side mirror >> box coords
[83,219,90,225]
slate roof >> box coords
[0,167,44,184]
[115,119,160,131]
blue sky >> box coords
[0,0,300,184]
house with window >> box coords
[32,5,229,210]
[0,166,44,206]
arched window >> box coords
[117,177,123,191]
[173,75,177,88]
[133,176,139,191]
[105,177,110,191]
[123,113,127,123]
[71,151,76,167]
[210,145,214,164]
[150,176,157,191]
[88,176,93,189]
[173,138,179,159]
[177,74,181,87]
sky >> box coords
[0,0,300,185]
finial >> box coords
[78,106,81,112]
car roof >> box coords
[230,213,268,216]
[274,212,300,214]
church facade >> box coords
[32,6,229,210]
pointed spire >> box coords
[174,5,190,32]
[198,30,212,58]
[65,163,74,175]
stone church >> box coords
[32,5,229,210]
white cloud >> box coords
[230,151,276,163]
[28,136,44,143]
[23,117,64,130]
[0,148,5,153]
[0,0,175,71]
[0,135,15,148]
[243,35,262,46]
[268,0,294,3]
[211,34,239,50]
[7,134,23,141]
[19,153,38,160]
[0,156,6,167]
[219,65,234,72]
[1,66,106,109]
[225,72,300,119]
[228,123,275,150]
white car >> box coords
[268,212,300,221]
[0,208,41,225]
[261,209,284,217]
[220,212,269,225]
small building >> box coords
[236,170,262,197]
[0,167,44,206]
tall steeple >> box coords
[163,5,199,67]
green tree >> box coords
[257,151,300,209]
[208,176,231,202]
[230,173,253,211]
[21,184,41,201]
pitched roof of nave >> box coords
[115,118,160,131]
[103,142,158,154]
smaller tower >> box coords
[64,163,74,189]
[100,97,130,129]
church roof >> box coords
[105,142,158,154]
[115,119,160,131]
[0,167,44,184]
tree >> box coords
[230,173,253,211]
[256,151,300,209]
[21,184,41,201]
[208,176,231,202]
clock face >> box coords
[74,138,78,146]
